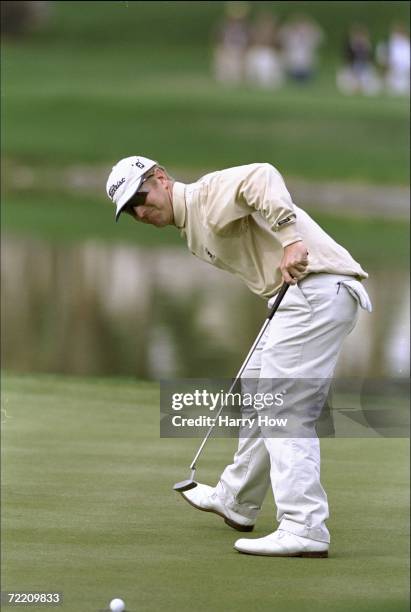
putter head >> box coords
[173,479,198,492]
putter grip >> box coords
[267,282,289,321]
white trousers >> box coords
[215,273,369,543]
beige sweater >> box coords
[172,163,368,299]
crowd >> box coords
[212,4,323,89]
[212,3,410,96]
[337,22,410,95]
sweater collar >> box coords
[172,181,186,229]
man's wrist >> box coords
[284,239,305,251]
[275,223,302,248]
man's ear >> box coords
[155,168,169,185]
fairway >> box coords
[1,375,409,612]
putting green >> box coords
[1,374,409,611]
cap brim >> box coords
[115,177,144,222]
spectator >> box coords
[337,24,381,95]
[1,1,51,36]
[279,13,324,83]
[212,2,251,85]
[378,23,410,95]
[245,10,283,89]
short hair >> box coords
[148,164,174,180]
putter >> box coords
[173,281,290,493]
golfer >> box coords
[106,156,372,558]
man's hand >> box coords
[280,241,309,285]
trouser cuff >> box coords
[214,487,260,521]
[279,518,330,544]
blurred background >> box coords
[2,0,410,380]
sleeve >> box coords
[238,164,302,247]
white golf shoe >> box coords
[234,529,329,557]
[180,483,255,532]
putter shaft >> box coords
[188,282,289,472]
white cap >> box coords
[106,156,157,221]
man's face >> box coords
[123,170,174,227]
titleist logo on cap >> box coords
[109,177,126,199]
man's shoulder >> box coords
[198,162,276,185]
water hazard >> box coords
[2,236,409,379]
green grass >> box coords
[1,374,409,611]
[3,49,408,183]
[8,1,410,54]
[2,190,183,248]
[2,189,409,271]
[2,2,409,184]
[2,1,409,261]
